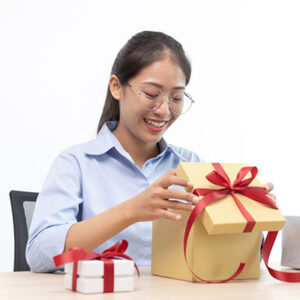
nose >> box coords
[153,95,171,117]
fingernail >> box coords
[176,215,181,220]
[190,205,195,210]
[193,196,199,203]
[187,181,194,187]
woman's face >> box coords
[113,55,186,145]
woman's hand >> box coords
[126,169,198,222]
[264,182,276,203]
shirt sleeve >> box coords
[26,150,82,272]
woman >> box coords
[26,31,274,272]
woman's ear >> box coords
[109,75,123,101]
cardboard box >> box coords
[177,163,286,235]
[152,210,262,281]
[151,162,286,282]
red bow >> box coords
[53,240,140,292]
[183,163,278,283]
[193,163,277,232]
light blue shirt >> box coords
[26,121,202,272]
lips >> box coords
[144,118,168,133]
[144,118,167,128]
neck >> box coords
[112,124,160,169]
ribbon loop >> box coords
[206,170,231,188]
[232,166,258,187]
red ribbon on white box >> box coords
[53,239,140,292]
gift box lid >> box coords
[64,259,134,277]
[176,162,286,235]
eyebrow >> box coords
[141,81,185,90]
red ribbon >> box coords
[263,231,300,282]
[183,163,278,283]
[53,239,140,292]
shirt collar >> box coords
[84,121,172,158]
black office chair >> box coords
[9,190,38,271]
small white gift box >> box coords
[64,259,134,293]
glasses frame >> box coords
[123,80,195,115]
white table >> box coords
[0,266,299,299]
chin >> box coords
[142,130,164,143]
[143,134,162,144]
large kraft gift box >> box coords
[152,162,286,282]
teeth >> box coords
[145,119,166,128]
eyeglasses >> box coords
[124,81,195,115]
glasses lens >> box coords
[139,85,163,110]
[169,92,192,115]
[138,84,193,114]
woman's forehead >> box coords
[131,56,186,88]
[140,81,185,90]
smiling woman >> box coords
[110,56,191,166]
[25,31,202,272]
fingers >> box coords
[264,182,276,202]
[158,209,182,221]
[264,182,274,193]
[162,188,199,204]
[269,193,277,203]
[160,199,195,212]
[157,201,195,221]
[159,171,194,190]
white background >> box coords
[1,0,299,272]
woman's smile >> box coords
[143,118,168,132]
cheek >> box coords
[168,115,179,126]
[120,98,140,120]
[124,106,146,129]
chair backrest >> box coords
[9,190,38,271]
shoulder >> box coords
[60,141,90,157]
[50,139,95,172]
[58,136,98,159]
[168,144,204,162]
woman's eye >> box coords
[144,92,159,98]
[172,96,183,102]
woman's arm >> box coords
[64,200,134,251]
[64,169,198,251]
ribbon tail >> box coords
[238,187,278,209]
[184,193,246,283]
[102,240,128,255]
[53,247,98,267]
[263,231,300,282]
[190,262,245,284]
[230,191,256,232]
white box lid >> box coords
[64,259,134,277]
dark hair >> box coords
[97,31,192,133]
